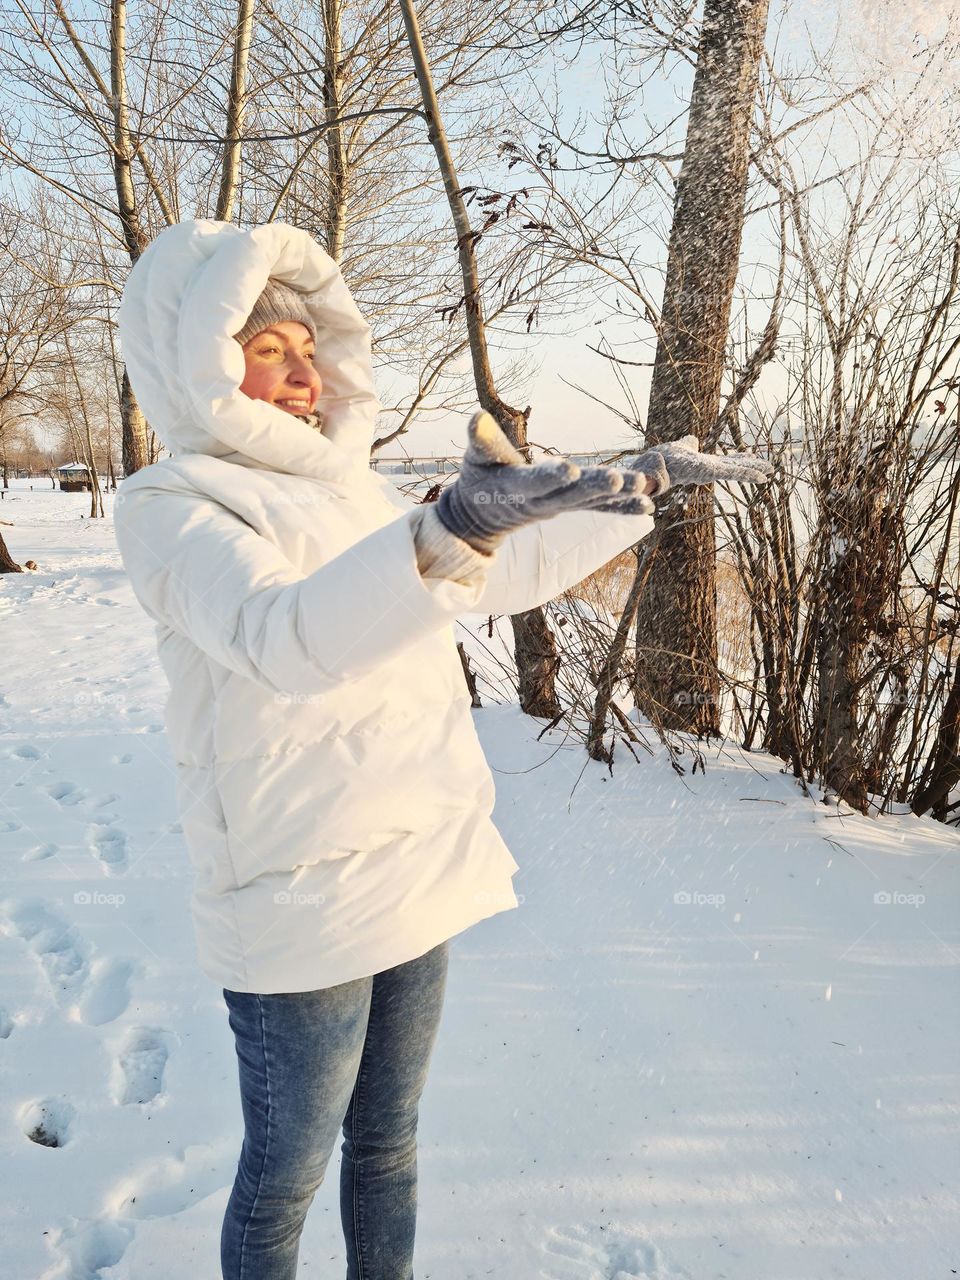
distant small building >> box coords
[56,462,94,493]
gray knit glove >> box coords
[624,448,671,496]
[436,410,655,554]
[626,433,775,492]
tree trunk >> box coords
[111,0,151,476]
[811,439,903,812]
[0,530,22,572]
[215,0,255,222]
[85,418,104,518]
[399,0,560,718]
[634,0,770,737]
[911,661,960,819]
[322,0,349,264]
[64,329,106,518]
[120,366,148,477]
[513,609,563,717]
[456,640,482,708]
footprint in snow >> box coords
[46,780,88,807]
[41,1215,134,1280]
[112,1138,234,1219]
[0,899,135,1025]
[0,1007,14,1038]
[86,822,128,874]
[78,956,137,1027]
[19,1096,76,1148]
[2,899,88,1004]
[22,841,58,863]
[112,1026,174,1105]
[35,779,128,872]
[0,742,41,757]
[539,1223,686,1280]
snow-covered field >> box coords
[1,478,958,1280]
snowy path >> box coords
[1,482,958,1280]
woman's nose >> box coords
[290,355,322,391]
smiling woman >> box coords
[234,278,325,426]
[239,321,323,416]
[112,217,666,1280]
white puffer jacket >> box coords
[113,219,654,993]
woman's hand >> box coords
[436,411,656,554]
[626,434,775,495]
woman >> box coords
[113,218,771,1280]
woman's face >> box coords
[239,320,323,416]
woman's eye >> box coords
[259,346,315,359]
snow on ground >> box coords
[1,478,958,1280]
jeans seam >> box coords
[238,994,272,1279]
[351,987,372,1277]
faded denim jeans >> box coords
[220,939,449,1279]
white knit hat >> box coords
[233,278,318,347]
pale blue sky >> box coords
[6,0,952,459]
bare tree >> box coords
[629,0,771,738]
[398,0,581,717]
[0,1,176,472]
[0,204,75,569]
[715,49,960,816]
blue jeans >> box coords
[220,940,449,1279]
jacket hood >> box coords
[117,219,380,484]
